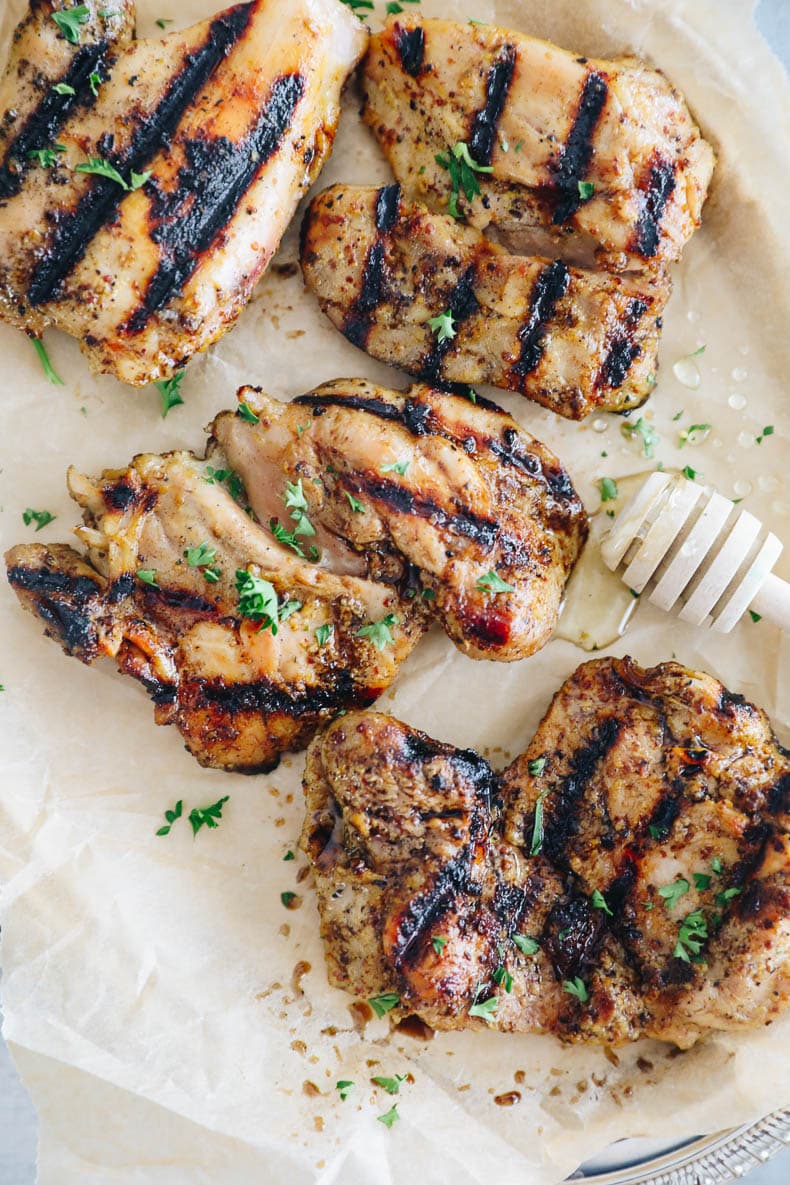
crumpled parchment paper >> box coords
[1,0,789,1181]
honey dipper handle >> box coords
[750,572,790,632]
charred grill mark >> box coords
[139,583,220,615]
[27,4,254,307]
[468,45,517,166]
[402,397,432,435]
[511,260,570,382]
[108,572,135,601]
[394,23,425,76]
[541,717,621,861]
[190,668,358,717]
[103,481,139,510]
[545,893,604,980]
[419,264,479,383]
[631,157,677,257]
[355,473,500,551]
[646,791,681,839]
[550,71,608,224]
[391,855,478,968]
[294,391,404,421]
[0,41,111,200]
[769,772,790,815]
[125,72,305,333]
[341,185,400,347]
[7,563,100,652]
[597,298,648,389]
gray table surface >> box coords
[2,3,789,1182]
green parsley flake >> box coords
[89,71,102,96]
[435,140,493,218]
[188,796,229,835]
[23,508,56,531]
[280,891,297,907]
[492,965,513,993]
[74,156,149,191]
[356,612,398,651]
[368,992,400,1018]
[674,909,707,962]
[235,569,280,633]
[283,479,316,538]
[155,371,185,417]
[381,460,410,475]
[279,600,302,623]
[315,622,334,647]
[155,17,174,28]
[432,935,446,955]
[530,791,546,856]
[577,180,595,200]
[377,1104,400,1129]
[621,417,659,458]
[184,541,217,568]
[682,465,699,480]
[28,143,66,169]
[715,886,742,907]
[53,82,77,95]
[345,492,365,514]
[598,476,618,502]
[136,568,158,587]
[749,609,762,623]
[372,1074,407,1095]
[156,799,183,836]
[658,877,690,911]
[468,994,498,1022]
[336,1080,354,1101]
[237,400,259,423]
[513,934,539,955]
[693,872,711,891]
[711,856,723,876]
[648,823,667,840]
[31,337,65,385]
[283,850,295,861]
[756,425,775,444]
[678,423,711,449]
[339,0,374,17]
[52,5,90,44]
[528,756,546,777]
[563,977,589,1003]
[475,570,515,594]
[591,889,612,916]
[427,309,456,343]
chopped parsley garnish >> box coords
[315,622,333,647]
[513,934,539,955]
[52,5,90,43]
[427,309,456,343]
[89,71,102,96]
[475,570,514,594]
[674,909,707,962]
[235,569,280,633]
[682,465,699,480]
[435,140,493,218]
[156,799,182,836]
[356,612,398,651]
[386,0,420,11]
[372,1074,407,1095]
[155,371,185,417]
[155,17,174,28]
[421,587,436,601]
[31,337,65,385]
[514,140,524,152]
[28,143,66,169]
[236,401,259,424]
[529,791,546,856]
[74,156,149,190]
[23,508,56,531]
[184,541,217,568]
[648,823,667,840]
[621,416,659,458]
[279,600,302,623]
[756,426,775,444]
[598,477,618,502]
[345,492,365,514]
[136,568,158,587]
[270,518,307,558]
[53,82,76,95]
[280,891,296,907]
[678,423,711,449]
[468,994,498,1021]
[591,889,612,916]
[466,387,478,404]
[368,992,400,1017]
[749,610,762,623]
[377,1104,400,1128]
[336,1080,354,1101]
[381,460,410,475]
[492,966,513,993]
[693,872,711,891]
[339,0,374,17]
[188,795,229,835]
[563,977,589,1003]
[204,467,246,504]
[284,479,316,537]
[577,180,595,200]
[283,850,295,861]
[715,886,742,907]
[527,756,546,777]
[711,856,723,875]
[658,877,690,911]
[432,935,446,955]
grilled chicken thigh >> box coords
[211,379,587,660]
[362,16,714,271]
[0,0,366,385]
[6,452,426,771]
[301,185,670,418]
[302,658,790,1046]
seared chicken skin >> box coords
[362,16,714,271]
[211,380,587,660]
[6,452,426,771]
[0,0,366,385]
[302,658,790,1047]
[301,185,670,418]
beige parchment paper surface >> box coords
[1,0,789,1181]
